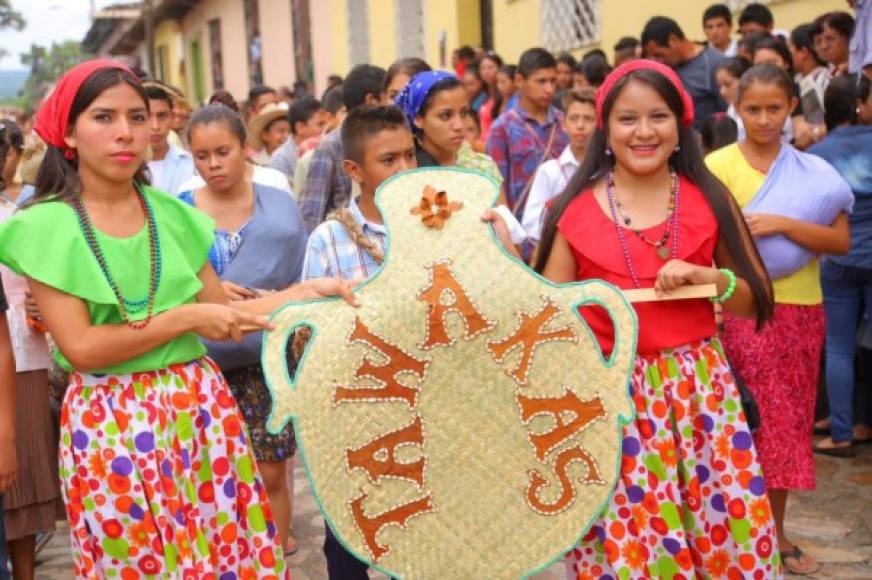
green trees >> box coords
[18,41,92,114]
[0,0,25,60]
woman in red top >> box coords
[534,60,781,579]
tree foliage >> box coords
[0,0,25,60]
[18,41,91,114]
[0,0,24,31]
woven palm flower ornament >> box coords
[262,167,639,579]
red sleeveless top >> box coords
[557,176,718,355]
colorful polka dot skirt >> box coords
[566,340,782,580]
[59,358,288,579]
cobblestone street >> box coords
[32,444,872,579]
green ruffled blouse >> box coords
[0,185,216,375]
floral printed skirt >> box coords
[566,339,782,580]
[722,304,824,490]
[58,358,288,579]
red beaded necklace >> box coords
[610,168,679,261]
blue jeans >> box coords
[0,495,9,580]
[821,260,872,442]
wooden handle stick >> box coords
[623,283,718,304]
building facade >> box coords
[309,0,846,93]
[84,0,850,103]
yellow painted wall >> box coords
[455,0,482,60]
[492,0,541,64]
[153,19,184,89]
[329,0,350,79]
[423,0,481,70]
[368,0,398,69]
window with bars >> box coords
[208,18,224,91]
[244,0,263,86]
[347,0,371,66]
[396,0,424,59]
[541,0,600,53]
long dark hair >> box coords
[752,36,796,76]
[495,64,517,116]
[790,24,826,68]
[533,68,773,327]
[33,68,150,204]
[481,52,504,98]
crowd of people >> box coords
[0,1,869,578]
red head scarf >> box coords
[34,59,138,159]
[595,59,695,129]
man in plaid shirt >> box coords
[298,64,386,233]
[486,47,568,218]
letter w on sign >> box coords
[334,317,431,408]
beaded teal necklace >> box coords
[70,182,162,329]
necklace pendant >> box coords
[657,245,670,260]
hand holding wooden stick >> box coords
[623,283,717,303]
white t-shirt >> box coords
[522,145,580,242]
[147,158,166,191]
[176,165,293,196]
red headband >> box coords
[595,59,695,129]
[34,59,138,159]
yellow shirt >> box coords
[706,143,822,305]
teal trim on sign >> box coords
[259,165,641,579]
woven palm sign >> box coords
[263,168,639,579]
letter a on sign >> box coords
[417,259,495,349]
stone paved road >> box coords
[33,445,872,579]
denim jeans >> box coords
[0,495,9,580]
[821,259,872,442]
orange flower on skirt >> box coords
[621,539,648,570]
[128,521,151,548]
[704,549,730,578]
[714,432,731,459]
[749,497,772,527]
[87,451,108,479]
[653,438,678,468]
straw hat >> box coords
[248,102,289,150]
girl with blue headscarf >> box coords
[394,71,529,246]
[394,71,505,188]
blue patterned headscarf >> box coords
[393,70,457,135]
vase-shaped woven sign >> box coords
[262,168,639,579]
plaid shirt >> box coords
[302,198,386,282]
[486,105,568,216]
[299,130,353,234]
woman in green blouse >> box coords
[0,60,356,579]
